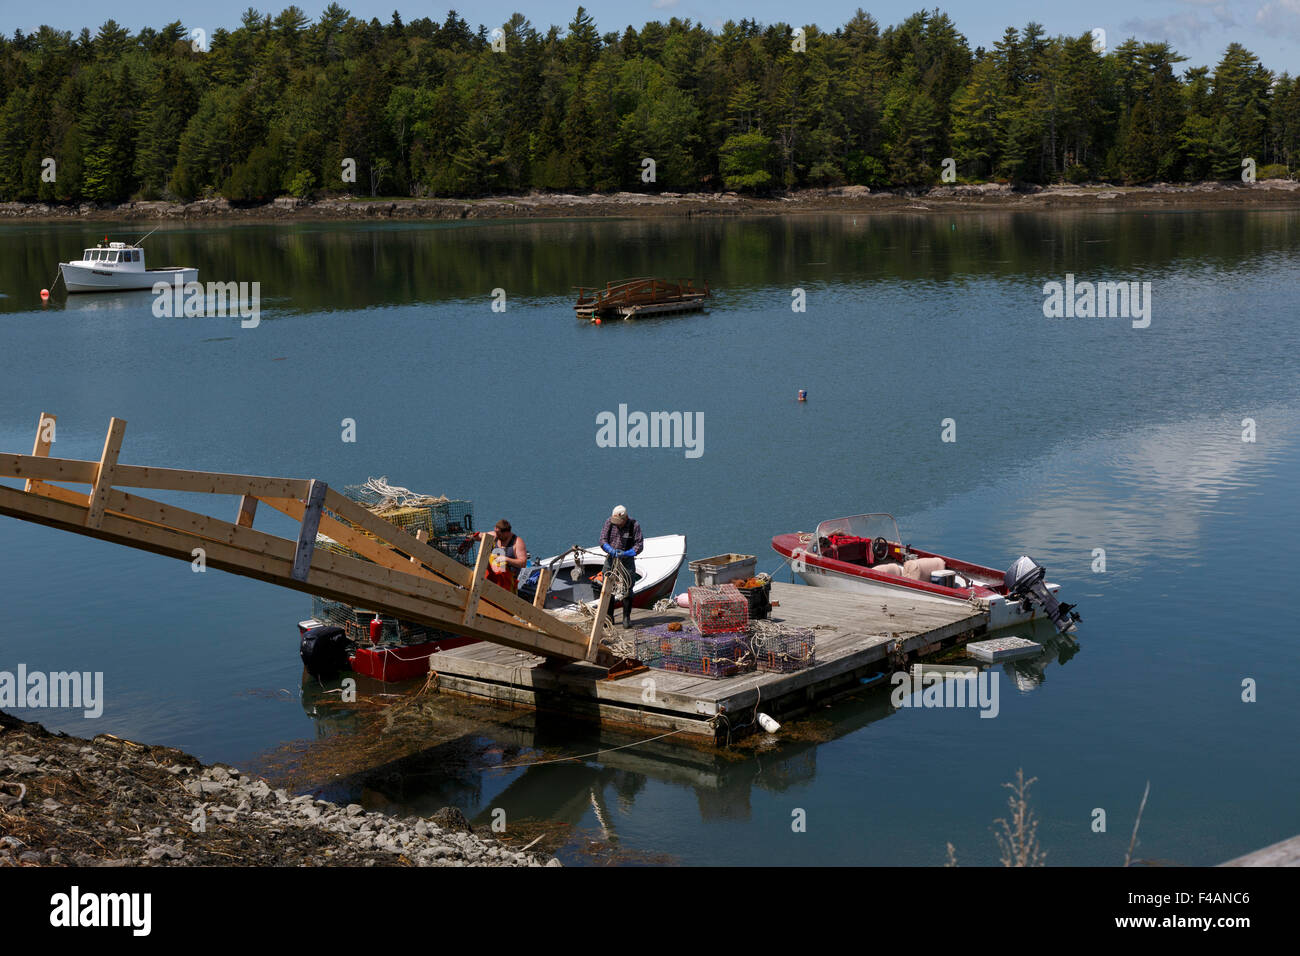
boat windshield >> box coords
[811,514,902,555]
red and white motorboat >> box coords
[772,514,1078,632]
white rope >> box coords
[361,476,449,510]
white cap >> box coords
[612,505,627,518]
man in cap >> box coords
[600,505,643,627]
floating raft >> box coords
[428,582,990,743]
[575,277,710,321]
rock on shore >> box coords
[1,180,1296,223]
[0,711,557,868]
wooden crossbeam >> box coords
[462,536,494,626]
[0,453,309,499]
[532,567,553,609]
[291,480,327,582]
[24,412,56,495]
[235,495,258,528]
[85,418,125,530]
[587,579,615,662]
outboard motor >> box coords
[1004,556,1080,633]
[299,625,353,680]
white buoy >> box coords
[757,713,781,734]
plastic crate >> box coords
[689,584,749,634]
[688,553,757,587]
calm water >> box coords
[1,211,1297,865]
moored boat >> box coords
[59,239,197,293]
[518,534,687,611]
[772,514,1079,632]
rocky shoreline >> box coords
[0,710,557,868]
[2,180,1297,223]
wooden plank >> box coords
[24,412,56,494]
[462,535,495,626]
[0,453,98,486]
[85,417,126,530]
[291,479,327,582]
[105,488,467,615]
[532,566,553,609]
[111,465,310,498]
[235,495,258,528]
[410,529,429,564]
[587,578,615,662]
[0,452,310,499]
[1221,835,1300,866]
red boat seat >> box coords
[826,533,870,564]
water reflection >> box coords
[274,617,1075,860]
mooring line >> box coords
[486,728,688,771]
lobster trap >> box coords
[310,479,479,644]
[751,625,817,673]
[634,624,755,680]
[688,584,749,634]
[311,596,461,647]
[318,479,478,566]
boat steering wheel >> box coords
[871,537,890,564]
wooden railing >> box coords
[0,414,609,663]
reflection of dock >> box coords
[430,582,987,743]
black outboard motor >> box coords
[1004,556,1080,633]
[299,625,354,680]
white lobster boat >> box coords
[519,534,687,611]
[772,514,1079,632]
[59,241,197,292]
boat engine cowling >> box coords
[1004,556,1080,633]
[300,625,353,680]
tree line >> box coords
[0,6,1296,203]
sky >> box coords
[4,1,1299,72]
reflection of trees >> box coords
[12,211,1299,319]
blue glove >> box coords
[621,548,636,558]
[601,542,616,556]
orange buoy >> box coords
[40,288,49,299]
[594,317,602,325]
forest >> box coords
[0,6,1296,202]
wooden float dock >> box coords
[427,582,989,743]
[574,277,710,321]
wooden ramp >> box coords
[427,581,989,742]
[0,413,599,662]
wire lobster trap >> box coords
[688,584,749,634]
[750,624,817,673]
[317,478,478,566]
[309,479,478,643]
[634,623,755,680]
